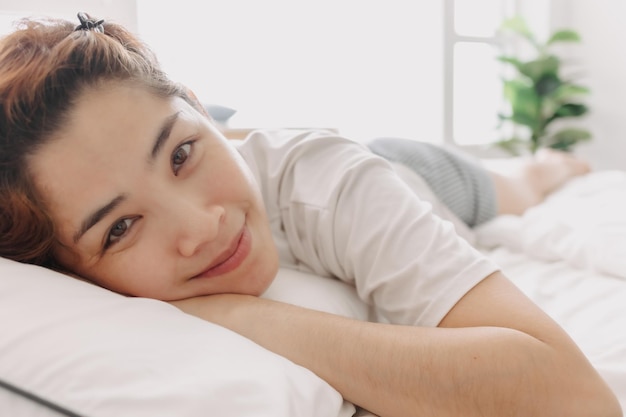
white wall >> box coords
[552,0,626,170]
[2,1,624,170]
[0,0,137,33]
[136,0,443,142]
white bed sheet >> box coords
[475,170,626,409]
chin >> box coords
[243,271,277,296]
[245,256,280,296]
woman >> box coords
[0,13,620,417]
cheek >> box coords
[243,215,280,296]
[202,159,258,203]
[207,142,256,186]
[86,247,173,298]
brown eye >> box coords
[105,218,134,249]
[111,220,128,237]
[171,142,192,175]
[173,147,188,165]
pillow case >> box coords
[0,257,362,417]
[261,267,371,320]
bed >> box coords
[1,168,625,416]
[475,169,626,411]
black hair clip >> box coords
[74,12,104,33]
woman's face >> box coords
[27,81,279,300]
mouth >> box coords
[191,226,251,280]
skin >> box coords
[173,275,622,417]
[28,80,622,417]
[487,150,591,216]
[28,81,279,300]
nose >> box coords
[175,202,225,258]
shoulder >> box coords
[233,128,372,167]
[234,128,391,201]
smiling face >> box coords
[27,81,279,300]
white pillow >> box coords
[262,267,371,320]
[0,257,363,417]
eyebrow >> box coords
[150,111,181,161]
[73,194,127,244]
[72,111,182,244]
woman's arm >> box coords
[171,271,622,417]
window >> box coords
[443,0,551,152]
[443,0,513,149]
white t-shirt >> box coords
[235,129,499,327]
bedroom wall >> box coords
[1,1,624,171]
[0,0,137,32]
[135,0,443,143]
[551,0,626,170]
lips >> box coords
[191,226,251,280]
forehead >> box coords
[27,82,185,229]
[56,82,174,149]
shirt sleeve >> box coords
[238,130,500,327]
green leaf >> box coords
[544,103,588,128]
[499,16,542,51]
[494,16,592,154]
[519,56,560,82]
[547,30,581,45]
[541,97,560,118]
[497,55,525,72]
[500,16,533,39]
[552,84,590,101]
[503,78,531,99]
[546,128,592,151]
[535,73,561,96]
[510,111,537,128]
[554,103,588,118]
[503,79,540,123]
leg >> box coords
[484,149,591,216]
[368,138,591,227]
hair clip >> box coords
[74,12,104,33]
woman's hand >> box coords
[168,274,622,417]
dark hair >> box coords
[0,14,192,268]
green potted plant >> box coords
[495,16,591,155]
